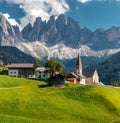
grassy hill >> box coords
[0,75,120,123]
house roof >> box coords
[6,63,34,69]
[35,67,50,72]
[68,72,86,79]
[68,72,80,78]
[48,74,64,81]
[83,69,96,78]
[76,73,86,78]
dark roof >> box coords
[48,74,65,85]
[83,69,96,78]
[67,72,86,79]
[48,74,64,81]
[6,63,34,68]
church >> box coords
[67,54,102,85]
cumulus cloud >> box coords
[5,0,69,28]
[3,13,19,26]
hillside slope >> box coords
[85,51,120,85]
[97,51,120,84]
[0,75,120,122]
[0,46,34,64]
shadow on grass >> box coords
[38,84,50,88]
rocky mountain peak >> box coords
[0,13,15,37]
[0,13,120,60]
[48,15,55,25]
[0,14,22,45]
[13,25,22,39]
[105,26,120,41]
[22,23,32,40]
[95,28,105,33]
[34,17,42,27]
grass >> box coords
[0,75,120,122]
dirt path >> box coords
[0,86,25,90]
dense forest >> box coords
[0,46,34,64]
[85,52,120,85]
[60,56,107,72]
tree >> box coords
[112,80,120,87]
[33,59,40,68]
[44,59,63,77]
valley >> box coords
[0,1,120,123]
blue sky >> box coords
[66,0,120,30]
[1,0,120,30]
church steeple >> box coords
[76,54,82,75]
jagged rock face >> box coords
[21,23,32,40]
[64,17,81,47]
[28,17,43,41]
[21,14,120,50]
[0,14,15,37]
[22,14,81,47]
[0,13,120,60]
[13,25,22,39]
[105,27,120,41]
[0,14,22,45]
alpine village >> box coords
[0,1,120,122]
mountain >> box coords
[0,13,120,60]
[21,14,81,47]
[85,52,120,85]
[0,46,34,64]
[0,13,23,46]
[22,14,120,50]
[21,14,120,59]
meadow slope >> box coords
[0,75,120,123]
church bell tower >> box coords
[76,54,82,75]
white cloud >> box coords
[78,0,92,3]
[3,13,19,26]
[78,0,120,3]
[5,0,69,28]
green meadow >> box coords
[0,75,120,123]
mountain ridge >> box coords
[0,13,120,60]
[22,14,120,50]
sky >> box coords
[1,0,120,30]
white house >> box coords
[35,67,50,80]
[6,63,35,78]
